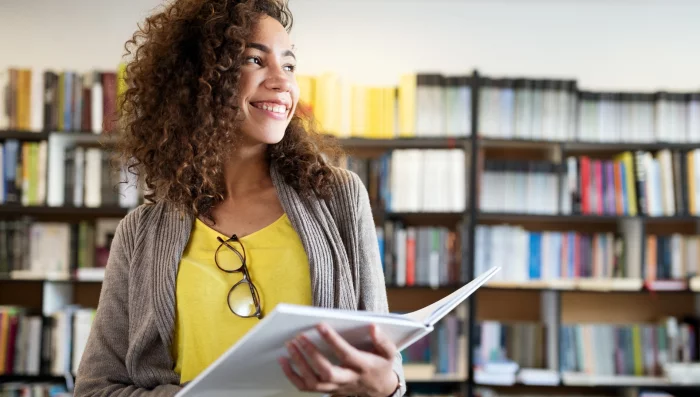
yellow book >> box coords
[22,69,32,130]
[614,152,638,216]
[367,87,382,138]
[688,151,696,215]
[351,85,366,137]
[338,78,352,138]
[398,74,416,137]
[327,74,341,136]
[363,87,375,138]
[16,69,26,130]
[313,74,327,133]
[383,87,396,139]
[313,73,342,136]
[631,325,643,376]
[57,73,65,131]
[117,63,128,110]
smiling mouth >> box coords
[250,102,288,115]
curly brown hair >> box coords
[116,0,342,219]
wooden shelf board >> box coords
[0,374,68,384]
[479,212,700,224]
[0,130,50,141]
[484,280,572,290]
[484,279,647,292]
[339,137,468,150]
[6,131,700,152]
[0,205,130,217]
[402,363,467,382]
[385,211,466,226]
[479,138,560,149]
[478,213,625,224]
[561,372,671,387]
[478,138,700,152]
[564,141,700,152]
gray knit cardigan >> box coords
[73,164,406,397]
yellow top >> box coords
[172,214,312,383]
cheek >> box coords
[237,73,255,104]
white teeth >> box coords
[254,102,287,114]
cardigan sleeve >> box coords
[351,172,407,397]
[73,211,183,397]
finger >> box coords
[297,335,358,385]
[316,323,364,370]
[287,341,320,390]
[278,356,306,391]
[290,340,344,393]
[370,324,397,360]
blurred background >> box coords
[1,1,700,397]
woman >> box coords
[73,0,405,396]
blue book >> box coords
[529,232,542,280]
[64,72,73,131]
[376,227,385,273]
[567,232,575,278]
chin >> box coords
[241,129,286,145]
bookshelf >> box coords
[2,67,700,397]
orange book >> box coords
[614,161,623,215]
[0,311,8,374]
[22,69,31,129]
[406,228,416,286]
[15,69,26,130]
[646,235,657,281]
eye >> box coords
[245,56,262,66]
[284,64,296,72]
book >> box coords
[176,266,501,397]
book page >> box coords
[402,266,500,326]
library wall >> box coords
[1,0,699,90]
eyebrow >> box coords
[246,42,296,60]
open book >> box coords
[177,266,500,397]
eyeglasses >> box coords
[215,234,263,319]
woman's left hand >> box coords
[278,322,400,397]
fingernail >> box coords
[317,324,328,334]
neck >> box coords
[222,141,271,199]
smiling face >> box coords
[236,15,299,145]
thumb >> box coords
[370,324,396,360]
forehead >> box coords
[251,15,293,48]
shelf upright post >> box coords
[465,69,481,397]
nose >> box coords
[264,70,292,93]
